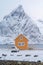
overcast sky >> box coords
[0,0,43,21]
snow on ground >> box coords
[0,48,43,62]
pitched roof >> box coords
[15,34,28,41]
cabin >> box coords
[15,34,28,50]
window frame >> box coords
[18,42,25,46]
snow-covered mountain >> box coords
[0,5,43,44]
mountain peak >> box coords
[11,5,24,17]
[16,5,23,11]
[3,5,24,20]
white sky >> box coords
[0,0,43,21]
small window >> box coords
[18,42,25,46]
[20,36,23,40]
